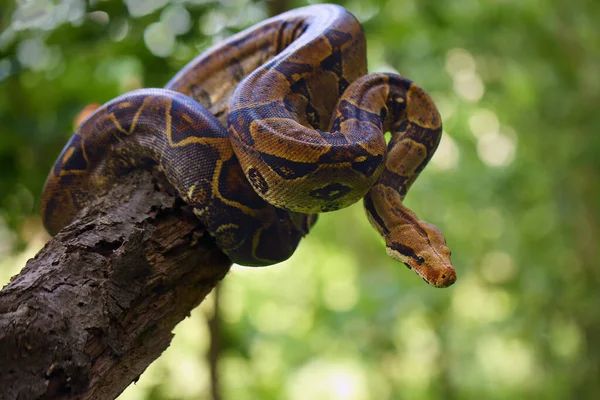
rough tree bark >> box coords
[0,169,232,400]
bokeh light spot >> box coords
[125,0,169,18]
[469,108,500,139]
[390,311,440,388]
[433,93,457,121]
[480,250,517,284]
[88,11,109,25]
[144,21,175,57]
[161,5,191,36]
[249,339,285,381]
[323,279,358,312]
[109,18,129,42]
[453,70,485,102]
[430,132,460,171]
[476,336,537,387]
[287,359,368,400]
[250,301,312,335]
[549,316,582,359]
[11,0,85,31]
[200,10,228,36]
[445,48,476,76]
[477,130,517,167]
[17,38,52,71]
[453,277,514,322]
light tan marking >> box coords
[128,96,153,134]
[61,146,75,165]
[108,114,130,136]
[406,84,442,130]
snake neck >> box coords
[364,185,455,288]
[341,74,454,287]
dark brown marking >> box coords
[334,100,382,129]
[290,78,311,100]
[320,49,343,77]
[228,100,292,145]
[290,19,308,41]
[351,153,383,177]
[314,130,348,147]
[305,102,320,128]
[269,60,314,83]
[389,242,417,259]
[55,136,87,173]
[323,28,353,49]
[260,151,319,180]
[363,195,389,234]
[376,169,410,196]
[309,183,352,201]
[338,76,351,94]
[247,167,269,195]
[218,159,266,208]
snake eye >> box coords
[416,256,425,265]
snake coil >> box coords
[41,4,456,287]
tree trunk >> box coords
[0,169,232,400]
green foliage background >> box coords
[1,0,599,399]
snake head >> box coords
[384,222,456,288]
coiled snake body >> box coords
[41,4,456,287]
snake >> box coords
[40,4,456,287]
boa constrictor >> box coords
[41,4,456,287]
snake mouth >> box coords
[430,266,456,288]
[407,261,456,288]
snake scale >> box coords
[41,4,456,287]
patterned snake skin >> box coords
[41,4,456,287]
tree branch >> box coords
[0,169,232,400]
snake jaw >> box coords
[386,245,456,288]
[416,259,456,288]
[433,266,457,288]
